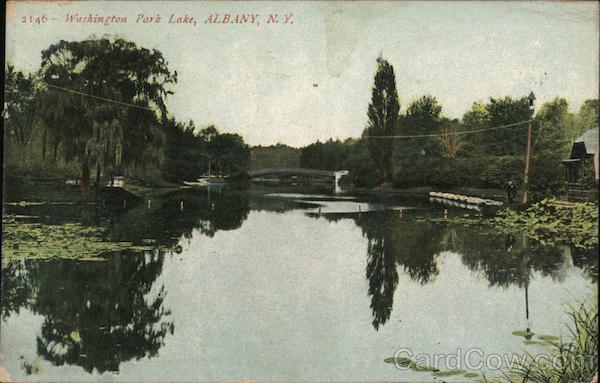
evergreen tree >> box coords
[364,56,400,184]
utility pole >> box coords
[522,91,536,204]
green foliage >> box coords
[405,94,442,125]
[37,37,177,188]
[492,299,598,383]
[433,369,467,377]
[4,65,38,145]
[396,95,446,161]
[483,96,531,155]
[492,199,598,249]
[571,99,599,143]
[513,329,536,338]
[392,156,523,190]
[208,131,250,176]
[300,139,352,170]
[365,56,400,183]
[250,144,300,171]
[528,98,572,200]
[19,356,42,375]
[162,119,205,182]
[163,121,249,182]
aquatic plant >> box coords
[492,199,598,249]
[486,299,598,383]
[2,214,155,260]
[19,356,41,375]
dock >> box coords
[429,191,503,207]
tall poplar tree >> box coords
[364,56,400,184]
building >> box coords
[562,127,599,185]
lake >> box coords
[1,187,597,382]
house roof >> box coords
[574,127,599,155]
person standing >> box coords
[506,180,516,203]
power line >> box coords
[43,83,154,111]
[366,120,532,139]
[40,82,533,139]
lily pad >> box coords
[2,214,159,261]
[433,369,466,377]
[512,329,535,338]
[523,339,546,346]
[410,362,438,372]
[537,334,560,342]
[383,356,413,367]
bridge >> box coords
[249,168,349,184]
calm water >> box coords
[1,188,597,382]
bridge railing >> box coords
[250,168,337,178]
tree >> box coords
[529,98,572,199]
[461,101,490,155]
[38,38,177,193]
[300,139,352,170]
[162,119,207,182]
[484,96,531,155]
[400,95,444,158]
[572,99,599,142]
[4,66,38,147]
[208,132,250,177]
[364,56,400,184]
[404,94,442,133]
[461,97,531,156]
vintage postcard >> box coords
[1,1,599,382]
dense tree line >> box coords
[249,144,301,171]
[6,46,597,201]
[162,121,249,183]
[296,55,599,200]
[4,37,250,191]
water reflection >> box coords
[2,251,172,374]
[1,188,251,374]
[107,189,250,243]
[353,212,442,329]
[315,209,597,331]
[2,191,597,377]
[1,260,34,320]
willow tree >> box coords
[364,56,400,184]
[38,38,177,192]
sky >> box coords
[5,1,600,147]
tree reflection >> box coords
[0,188,253,374]
[453,225,566,288]
[353,211,443,330]
[2,251,173,374]
[1,260,35,320]
[318,208,596,331]
[107,188,250,245]
[571,244,599,282]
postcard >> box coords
[2,1,598,382]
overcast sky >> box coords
[6,1,599,147]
